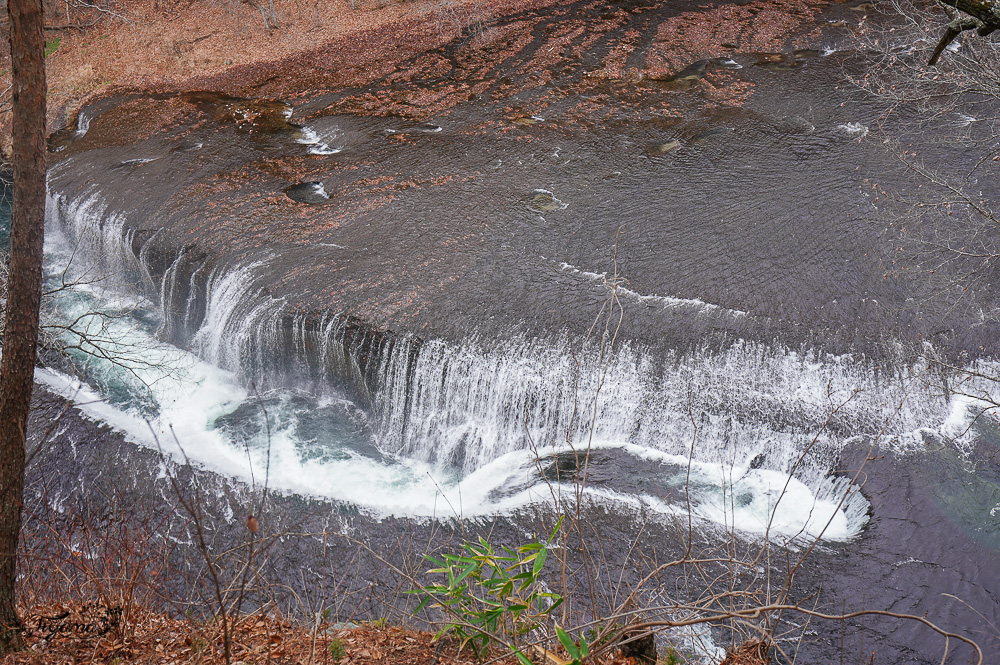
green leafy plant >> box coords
[411,517,564,659]
[328,637,346,661]
[44,38,60,58]
[553,624,589,665]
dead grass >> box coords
[718,639,771,665]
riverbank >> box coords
[1,603,646,665]
[2,606,467,665]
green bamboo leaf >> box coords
[532,547,548,576]
[454,563,478,585]
[547,516,563,544]
[516,651,533,665]
[556,625,580,661]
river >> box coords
[12,0,1000,661]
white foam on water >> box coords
[115,158,159,168]
[32,363,548,520]
[306,182,330,200]
[836,122,869,138]
[557,262,748,317]
[633,446,859,541]
[488,438,866,541]
[75,108,93,138]
[682,465,851,541]
[295,126,342,155]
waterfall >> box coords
[43,186,997,535]
[372,333,970,477]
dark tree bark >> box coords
[0,0,46,651]
[929,0,1000,64]
[941,0,1000,26]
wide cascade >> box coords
[38,185,996,542]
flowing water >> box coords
[42,182,996,538]
[14,0,1000,660]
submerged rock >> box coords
[526,188,567,211]
[648,56,743,89]
[184,91,296,134]
[691,127,734,142]
[651,138,682,154]
[284,181,331,204]
[512,115,544,125]
[755,52,805,70]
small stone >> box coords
[324,622,360,633]
[526,189,567,212]
[653,139,682,154]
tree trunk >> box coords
[942,0,1000,28]
[0,0,47,651]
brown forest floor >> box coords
[0,601,644,665]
